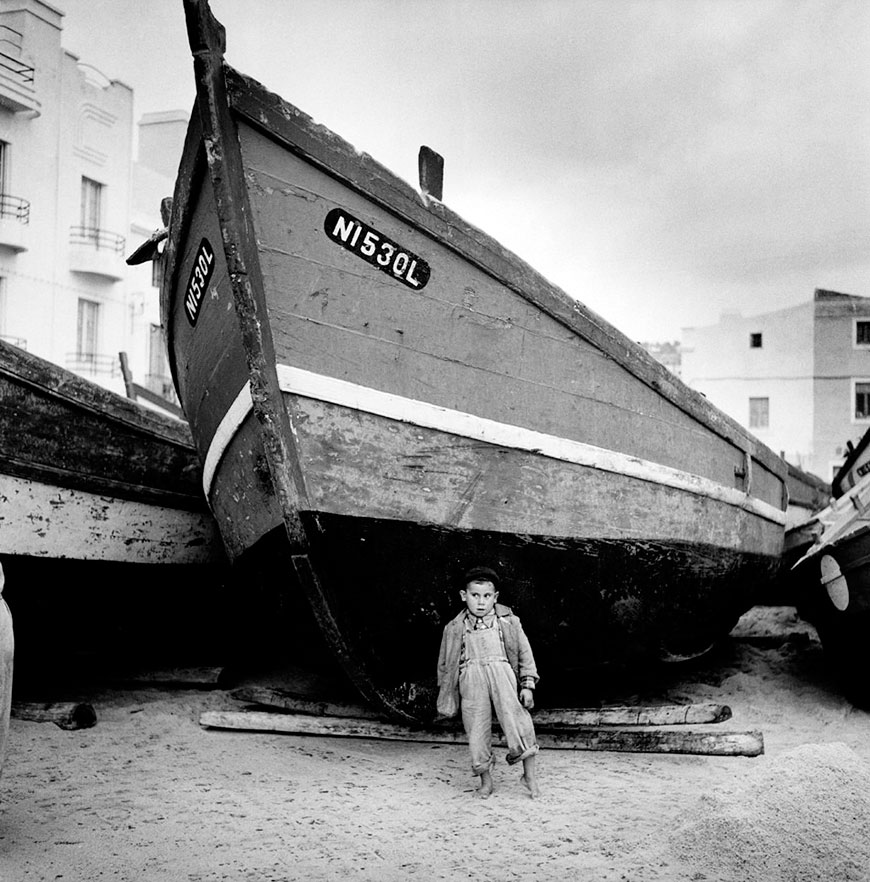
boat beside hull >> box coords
[789,480,870,706]
[0,339,222,565]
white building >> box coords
[127,110,189,402]
[682,289,870,481]
[0,0,184,402]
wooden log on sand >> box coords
[199,710,764,757]
[11,701,97,730]
[232,686,732,728]
[231,687,383,720]
[535,704,732,727]
[110,666,226,688]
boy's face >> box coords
[460,579,498,618]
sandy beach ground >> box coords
[1,605,869,882]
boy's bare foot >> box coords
[521,773,540,799]
[478,769,493,798]
[521,754,540,798]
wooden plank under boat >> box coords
[0,339,221,566]
[157,0,789,721]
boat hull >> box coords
[0,340,222,565]
[161,19,787,718]
[790,482,870,706]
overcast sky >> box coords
[61,0,869,343]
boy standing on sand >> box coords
[436,565,540,798]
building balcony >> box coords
[0,47,38,116]
[69,226,126,281]
[0,193,29,252]
[65,352,121,378]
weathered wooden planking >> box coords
[0,341,203,510]
[225,65,786,496]
[0,472,221,565]
[0,340,191,447]
[199,710,763,757]
[278,395,784,552]
[241,125,758,497]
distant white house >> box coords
[0,0,185,405]
[681,289,870,481]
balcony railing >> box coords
[0,50,33,84]
[65,353,121,378]
[0,194,29,223]
[0,26,38,115]
[69,226,125,252]
[0,194,30,250]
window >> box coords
[855,381,870,421]
[749,397,769,429]
[750,332,763,348]
[148,324,173,397]
[76,298,100,363]
[856,321,870,347]
[148,323,168,377]
[0,141,8,194]
[151,255,163,289]
[80,177,103,239]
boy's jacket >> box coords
[436,603,539,718]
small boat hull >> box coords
[0,339,222,565]
[790,480,870,705]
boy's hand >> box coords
[519,688,534,709]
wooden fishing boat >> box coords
[157,0,788,720]
[789,475,870,706]
[0,339,220,566]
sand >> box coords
[1,606,870,882]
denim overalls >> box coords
[459,616,538,775]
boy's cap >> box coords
[462,565,500,586]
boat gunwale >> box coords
[0,340,195,451]
[0,455,207,512]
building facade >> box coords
[0,0,182,401]
[127,110,188,402]
[682,289,870,481]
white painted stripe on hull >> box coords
[202,366,787,527]
[0,473,221,564]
